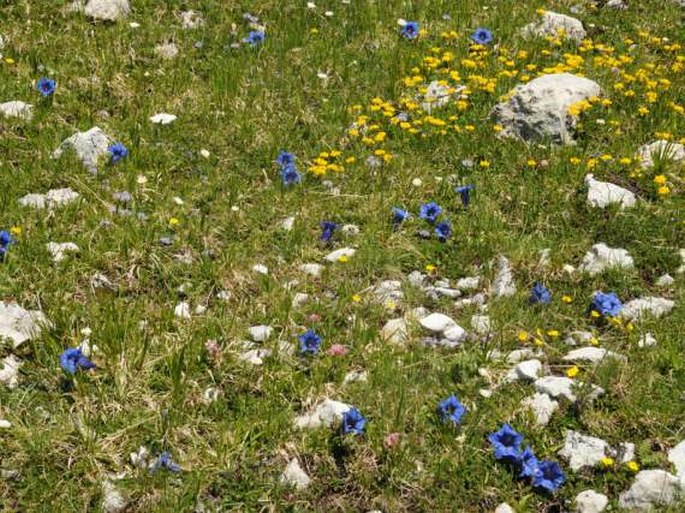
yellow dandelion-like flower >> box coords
[517,331,529,342]
[345,157,356,164]
[569,157,581,165]
[619,158,632,165]
[526,159,537,167]
[638,106,649,116]
[169,217,180,226]
[601,457,615,468]
[425,264,436,273]
[351,294,362,303]
[566,366,580,378]
[657,185,670,195]
[10,226,22,236]
[547,330,560,338]
[627,461,640,472]
[4,57,15,64]
[493,124,504,133]
[479,160,491,168]
[337,255,349,263]
[589,337,600,346]
[562,295,573,303]
[653,175,667,185]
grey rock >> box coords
[84,0,130,21]
[656,274,675,287]
[585,174,636,209]
[622,297,675,320]
[181,10,204,29]
[579,243,634,275]
[490,255,516,297]
[293,399,351,429]
[565,331,597,347]
[605,0,627,9]
[506,348,542,364]
[668,440,685,479]
[419,313,457,333]
[575,490,608,513]
[53,127,112,173]
[522,11,587,43]
[381,318,409,345]
[155,42,179,60]
[563,346,626,363]
[522,392,559,427]
[637,140,685,169]
[534,376,604,402]
[248,325,272,342]
[280,458,311,490]
[292,293,309,308]
[559,431,609,471]
[300,263,324,278]
[46,242,79,263]
[0,101,33,120]
[618,470,682,510]
[470,314,490,335]
[507,359,543,383]
[492,73,602,144]
[456,276,481,290]
[0,355,21,389]
[495,504,515,513]
[0,302,50,348]
[102,480,127,513]
[324,247,356,262]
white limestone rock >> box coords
[490,255,516,297]
[522,392,559,427]
[102,480,127,513]
[0,419,11,429]
[419,313,457,333]
[293,399,351,429]
[181,10,204,29]
[618,470,682,510]
[506,359,543,383]
[373,280,403,303]
[248,325,273,342]
[579,243,634,275]
[534,376,604,402]
[46,242,79,263]
[565,331,596,347]
[0,355,22,388]
[585,174,636,209]
[280,458,311,490]
[343,370,368,384]
[559,431,609,471]
[174,301,191,319]
[522,11,587,43]
[300,263,324,278]
[150,113,177,125]
[637,140,685,169]
[638,333,657,348]
[84,0,130,21]
[381,318,409,345]
[292,293,309,308]
[421,80,453,112]
[0,302,50,348]
[492,73,602,144]
[324,247,356,262]
[155,42,179,60]
[0,101,33,120]
[53,127,112,173]
[563,346,626,363]
[456,276,481,290]
[605,0,627,10]
[495,504,515,513]
[575,489,609,513]
[656,274,674,287]
[238,347,271,365]
[668,440,685,479]
[506,348,542,364]
[252,263,269,275]
[281,217,295,231]
[622,297,675,320]
[470,315,491,335]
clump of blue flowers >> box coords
[455,185,474,208]
[320,221,338,243]
[59,348,96,375]
[37,77,56,97]
[590,291,622,317]
[0,230,13,260]
[341,407,366,435]
[298,329,322,355]
[391,207,410,226]
[488,423,566,493]
[529,282,552,305]
[437,394,466,425]
[108,142,128,164]
[149,451,182,474]
[276,150,301,185]
[400,21,420,40]
[243,30,265,46]
[471,27,493,45]
[434,221,452,242]
[419,202,442,224]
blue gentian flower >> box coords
[0,230,13,258]
[108,142,128,164]
[530,283,552,305]
[590,291,622,317]
[320,221,338,243]
[471,28,493,45]
[298,329,322,355]
[435,221,452,242]
[488,423,524,463]
[341,407,366,435]
[280,163,301,185]
[37,78,56,97]
[400,21,420,40]
[517,446,540,479]
[455,185,475,207]
[532,460,566,492]
[150,451,182,474]
[437,394,466,425]
[243,30,265,46]
[276,151,296,167]
[392,207,410,225]
[59,348,96,375]
[418,202,442,224]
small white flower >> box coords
[306,2,316,8]
[412,178,423,187]
[200,149,210,158]
[324,11,333,16]
[129,22,140,28]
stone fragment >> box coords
[248,325,272,342]
[381,318,408,345]
[46,242,79,263]
[0,302,50,349]
[585,174,636,209]
[575,490,608,513]
[534,376,604,402]
[559,431,610,471]
[53,127,112,173]
[84,0,130,21]
[293,399,351,429]
[563,347,626,363]
[150,113,177,125]
[637,140,685,169]
[622,297,675,320]
[579,243,634,275]
[324,247,356,262]
[0,101,33,120]
[618,470,682,510]
[0,355,21,388]
[522,392,559,427]
[490,255,516,297]
[506,359,543,383]
[280,458,311,490]
[522,11,587,43]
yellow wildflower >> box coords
[517,331,529,342]
[10,226,21,236]
[566,366,580,378]
[562,295,573,303]
[657,186,670,195]
[653,175,667,185]
[627,461,640,472]
[601,457,615,468]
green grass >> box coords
[0,0,684,511]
